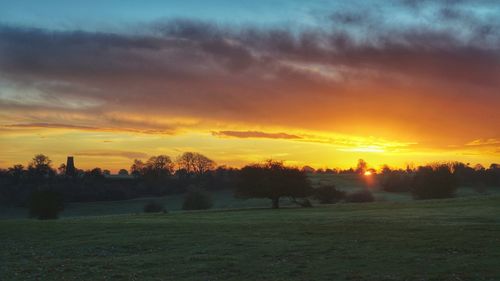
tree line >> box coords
[0,154,499,219]
[0,153,236,208]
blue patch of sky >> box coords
[0,0,497,43]
[0,0,337,31]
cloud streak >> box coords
[4,122,176,135]
[213,130,301,140]
[75,150,148,159]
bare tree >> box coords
[57,163,66,175]
[29,154,52,169]
[176,152,215,175]
[193,153,216,175]
[356,159,368,174]
[28,154,54,177]
[145,155,174,174]
[130,159,145,176]
[176,152,196,173]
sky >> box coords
[0,0,499,172]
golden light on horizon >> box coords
[364,171,373,176]
[0,126,498,173]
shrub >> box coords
[411,165,458,199]
[313,185,346,204]
[29,190,64,219]
[345,190,375,203]
[182,188,213,210]
[143,201,165,213]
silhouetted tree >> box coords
[176,152,215,175]
[8,164,25,183]
[118,169,129,176]
[380,167,411,192]
[411,164,458,199]
[27,154,55,179]
[130,159,145,177]
[236,160,313,208]
[57,163,66,175]
[146,155,174,175]
[29,154,52,169]
[302,166,315,173]
[355,159,368,174]
[87,168,104,178]
[176,152,196,173]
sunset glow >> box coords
[0,1,499,171]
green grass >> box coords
[0,190,297,219]
[1,195,500,280]
[2,174,499,219]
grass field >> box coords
[2,174,498,219]
[1,195,499,280]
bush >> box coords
[313,185,346,204]
[411,165,458,199]
[182,188,213,210]
[345,190,375,203]
[143,201,165,213]
[29,190,64,219]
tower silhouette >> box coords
[66,156,76,176]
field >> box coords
[2,174,498,219]
[1,174,499,280]
[1,195,500,280]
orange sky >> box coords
[1,125,498,172]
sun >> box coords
[364,171,373,176]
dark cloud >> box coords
[0,2,499,144]
[5,122,176,135]
[5,123,99,130]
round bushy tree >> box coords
[236,160,313,209]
